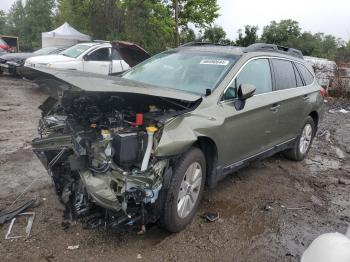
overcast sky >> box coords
[1,0,350,41]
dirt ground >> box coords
[0,75,349,262]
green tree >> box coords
[203,25,226,43]
[0,10,9,34]
[236,25,258,47]
[166,0,220,46]
[180,28,196,44]
[121,0,174,54]
[261,19,301,46]
[56,0,93,35]
[24,0,56,48]
[6,0,55,50]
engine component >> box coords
[141,126,158,171]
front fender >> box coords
[154,111,223,157]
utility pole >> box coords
[174,0,179,46]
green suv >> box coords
[31,43,324,233]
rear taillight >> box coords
[320,87,327,97]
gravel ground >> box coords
[0,75,349,262]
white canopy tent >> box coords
[42,22,91,48]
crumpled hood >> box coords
[0,52,35,62]
[25,67,202,102]
[26,54,76,64]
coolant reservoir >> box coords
[101,129,111,139]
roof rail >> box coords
[244,43,303,59]
[179,41,229,47]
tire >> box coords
[284,116,315,161]
[161,147,206,233]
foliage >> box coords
[261,19,301,46]
[5,0,55,50]
[202,25,226,43]
[180,28,196,44]
[235,25,258,47]
[1,1,350,61]
[164,0,220,45]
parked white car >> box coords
[24,41,150,75]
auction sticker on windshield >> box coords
[200,59,229,66]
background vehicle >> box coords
[0,38,11,52]
[0,46,68,76]
[29,43,324,233]
[24,41,150,75]
[0,47,7,56]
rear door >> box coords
[219,58,281,166]
[83,47,111,75]
[110,49,124,73]
[270,58,313,143]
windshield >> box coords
[122,51,238,95]
[34,47,59,55]
[60,44,92,58]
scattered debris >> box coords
[338,178,348,185]
[263,205,273,211]
[0,198,35,225]
[201,212,220,222]
[339,108,349,114]
[67,245,79,250]
[334,147,346,159]
[5,212,35,239]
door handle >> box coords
[303,95,310,101]
[270,103,280,111]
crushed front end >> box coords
[31,77,198,230]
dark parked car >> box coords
[0,47,7,56]
[0,46,68,76]
[29,43,324,233]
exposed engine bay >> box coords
[32,90,198,230]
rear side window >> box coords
[295,63,314,85]
[293,63,303,87]
[271,59,297,90]
[111,49,121,60]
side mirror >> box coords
[234,84,256,111]
[237,84,256,100]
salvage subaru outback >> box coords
[30,43,324,233]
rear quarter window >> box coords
[295,63,315,85]
[271,59,297,90]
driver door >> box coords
[219,58,281,167]
[83,47,111,75]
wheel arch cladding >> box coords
[193,136,218,187]
[309,111,319,134]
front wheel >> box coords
[284,116,315,161]
[161,147,206,233]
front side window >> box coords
[223,58,272,100]
[87,48,110,61]
[122,51,238,95]
[272,59,297,90]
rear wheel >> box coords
[284,116,315,161]
[161,147,206,233]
